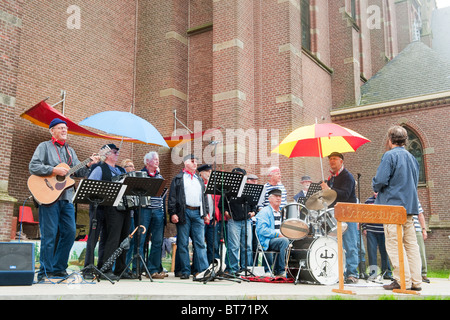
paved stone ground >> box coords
[0,272,448,300]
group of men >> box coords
[29,118,425,291]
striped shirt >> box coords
[361,195,384,234]
[273,209,282,230]
[141,168,164,209]
[258,183,288,210]
[414,202,424,232]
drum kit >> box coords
[280,188,347,285]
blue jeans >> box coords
[264,237,290,275]
[227,219,252,273]
[134,207,164,274]
[176,208,208,275]
[38,200,76,277]
[204,221,221,264]
[366,231,391,276]
[343,222,359,277]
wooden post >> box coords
[332,221,355,295]
[392,225,418,295]
[333,203,419,296]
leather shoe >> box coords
[383,280,401,290]
[410,285,422,291]
[180,274,190,279]
[422,276,430,283]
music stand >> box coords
[238,183,265,277]
[305,182,322,199]
[118,176,166,282]
[201,171,246,283]
[73,179,127,284]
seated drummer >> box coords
[255,188,290,277]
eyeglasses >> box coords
[53,126,68,131]
[124,164,135,168]
[110,150,119,155]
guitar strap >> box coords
[52,137,73,166]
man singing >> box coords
[29,118,99,282]
[168,154,210,279]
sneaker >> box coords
[383,280,401,290]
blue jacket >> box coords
[372,146,419,215]
[255,205,281,251]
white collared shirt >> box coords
[183,173,202,208]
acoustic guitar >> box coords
[28,145,110,205]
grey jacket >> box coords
[29,140,89,202]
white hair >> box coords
[144,151,158,164]
[267,166,280,175]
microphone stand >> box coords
[356,173,366,280]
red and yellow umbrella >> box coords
[271,123,370,179]
[272,123,370,158]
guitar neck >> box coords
[67,157,91,176]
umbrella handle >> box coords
[130,225,147,237]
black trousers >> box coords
[102,207,131,274]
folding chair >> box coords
[252,232,279,277]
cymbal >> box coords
[305,189,337,210]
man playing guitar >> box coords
[28,118,100,282]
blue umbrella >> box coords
[79,111,169,148]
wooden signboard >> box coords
[332,203,419,296]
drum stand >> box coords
[292,200,330,285]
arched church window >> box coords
[404,127,426,184]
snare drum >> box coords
[319,208,347,237]
[280,203,310,240]
[287,236,341,285]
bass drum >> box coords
[280,203,310,240]
[287,236,341,285]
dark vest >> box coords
[98,162,125,181]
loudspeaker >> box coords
[0,242,35,286]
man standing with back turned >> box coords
[372,125,422,291]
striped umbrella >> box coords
[271,123,370,180]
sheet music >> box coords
[236,176,247,198]
[113,184,128,207]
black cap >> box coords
[197,164,212,172]
[103,143,119,151]
[232,167,247,175]
[268,188,282,196]
[328,152,343,160]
